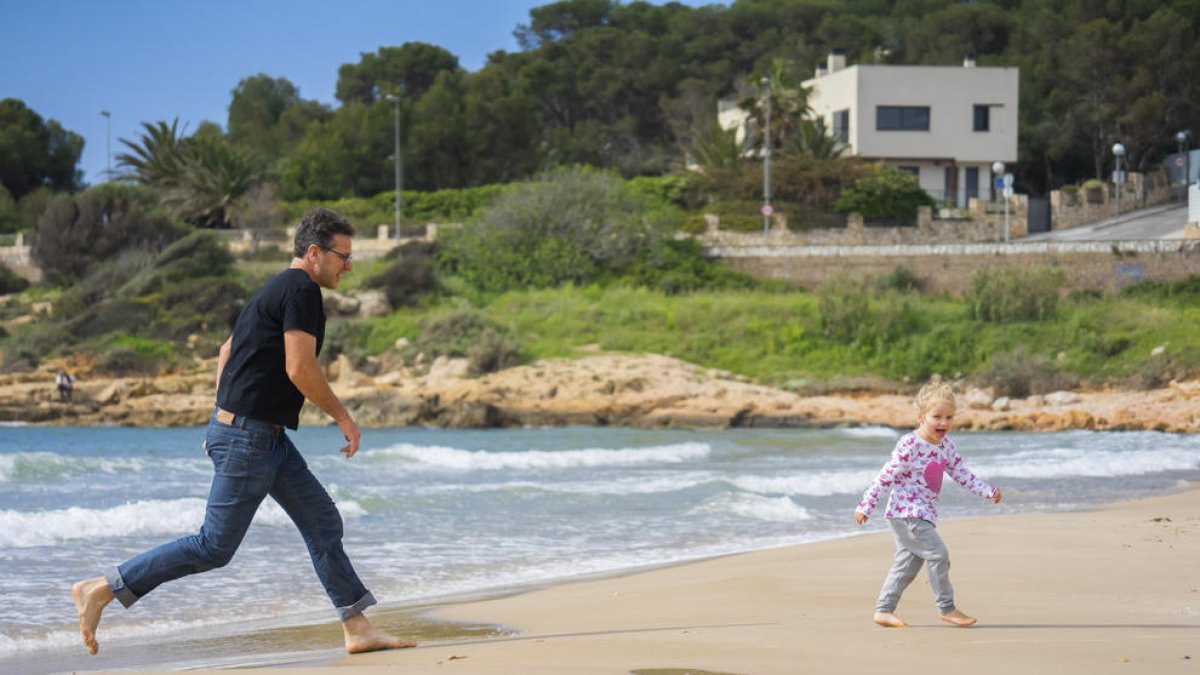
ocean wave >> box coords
[730,471,877,497]
[368,442,712,471]
[691,492,813,522]
[976,445,1200,479]
[0,497,366,548]
[0,451,204,483]
[838,426,901,438]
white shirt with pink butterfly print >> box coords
[857,432,996,523]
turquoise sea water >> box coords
[1,424,1198,673]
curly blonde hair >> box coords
[913,380,957,416]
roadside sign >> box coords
[1113,170,1126,184]
[1002,187,1013,198]
[993,176,1004,190]
[760,203,775,217]
[1176,156,1186,168]
[1003,173,1014,188]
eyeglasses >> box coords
[320,246,354,267]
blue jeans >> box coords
[107,411,376,621]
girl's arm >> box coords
[856,440,910,518]
[945,442,997,500]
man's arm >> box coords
[215,337,232,392]
[283,329,361,458]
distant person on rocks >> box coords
[55,370,74,401]
[854,380,1002,629]
[71,207,415,656]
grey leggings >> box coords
[875,518,955,614]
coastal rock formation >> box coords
[2,353,1198,433]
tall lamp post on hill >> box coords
[385,93,403,241]
[760,76,773,240]
[99,110,111,181]
[1112,142,1126,217]
[1177,130,1190,195]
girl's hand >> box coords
[992,488,1002,504]
[855,510,869,524]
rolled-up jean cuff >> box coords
[337,591,377,621]
[106,569,140,609]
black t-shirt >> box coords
[216,268,324,429]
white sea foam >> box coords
[729,471,877,497]
[0,497,366,548]
[838,426,901,439]
[0,451,203,483]
[369,442,711,471]
[692,492,813,522]
[977,445,1200,479]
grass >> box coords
[329,279,1200,393]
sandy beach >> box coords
[83,484,1200,675]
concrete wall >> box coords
[0,234,42,283]
[707,240,1200,295]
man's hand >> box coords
[855,510,868,525]
[336,416,362,459]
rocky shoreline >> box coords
[3,352,1199,433]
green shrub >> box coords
[981,345,1078,397]
[411,308,522,374]
[967,268,1064,323]
[818,277,870,342]
[834,165,936,221]
[623,238,761,295]
[0,262,29,295]
[365,240,440,307]
[1120,274,1200,301]
[94,336,175,375]
[440,167,677,291]
[875,266,921,293]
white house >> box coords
[803,51,1019,207]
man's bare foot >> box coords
[342,613,417,654]
[71,577,114,655]
[873,611,908,628]
[940,608,978,627]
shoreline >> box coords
[4,353,1200,432]
[72,483,1200,674]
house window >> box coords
[897,166,919,177]
[876,105,930,131]
[973,105,990,131]
[832,109,849,143]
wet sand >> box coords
[85,485,1200,674]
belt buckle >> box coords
[215,408,236,425]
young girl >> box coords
[854,381,1002,628]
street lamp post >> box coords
[991,160,1004,242]
[99,110,111,181]
[761,76,772,240]
[1177,130,1191,194]
[1112,142,1126,217]
[385,94,403,241]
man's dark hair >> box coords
[293,207,355,258]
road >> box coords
[1024,201,1190,241]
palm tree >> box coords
[161,137,263,229]
[116,119,187,185]
[739,58,813,153]
[786,118,846,160]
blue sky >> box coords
[2,0,722,186]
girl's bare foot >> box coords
[342,613,417,654]
[940,608,978,627]
[873,611,907,628]
[71,577,114,655]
